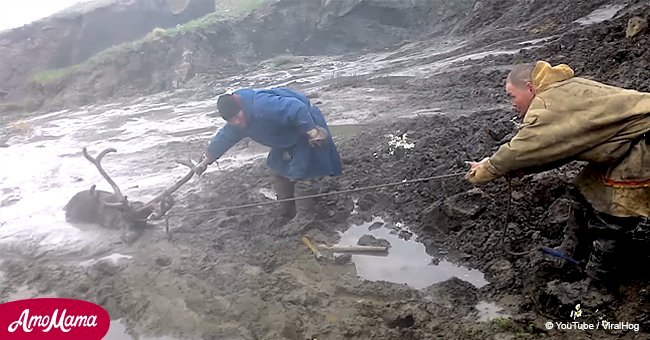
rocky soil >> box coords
[1,0,649,339]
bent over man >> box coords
[467,60,650,289]
[196,87,342,225]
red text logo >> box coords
[0,298,110,339]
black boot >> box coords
[549,194,590,269]
[584,212,640,291]
[294,179,318,221]
[277,178,322,236]
[272,175,296,219]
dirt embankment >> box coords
[0,0,216,112]
[2,0,628,115]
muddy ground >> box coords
[1,1,650,340]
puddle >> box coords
[328,123,374,138]
[337,216,488,289]
[106,319,178,340]
[574,4,626,25]
[475,301,510,322]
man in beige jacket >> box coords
[467,60,650,288]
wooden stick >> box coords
[317,244,388,253]
[302,236,325,260]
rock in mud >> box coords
[384,313,415,329]
[423,188,488,233]
[487,259,515,290]
[155,256,172,267]
[334,253,352,265]
[443,188,488,219]
[424,277,479,316]
[398,229,413,241]
[357,234,391,249]
[544,197,572,224]
[368,221,384,230]
[541,279,615,313]
[626,16,648,38]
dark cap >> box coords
[217,93,240,121]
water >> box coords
[337,216,488,289]
[574,4,626,25]
[0,94,265,260]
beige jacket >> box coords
[489,61,650,217]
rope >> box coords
[501,177,532,256]
[165,172,466,218]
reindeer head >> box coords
[65,147,196,242]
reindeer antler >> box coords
[137,159,196,218]
[82,147,126,206]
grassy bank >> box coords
[30,0,268,85]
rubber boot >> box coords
[584,238,618,284]
[272,175,296,219]
[276,178,321,236]
[583,212,639,291]
[293,178,318,221]
[549,197,589,269]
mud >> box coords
[1,1,650,339]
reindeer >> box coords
[64,147,196,242]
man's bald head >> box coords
[507,63,535,89]
[505,63,536,117]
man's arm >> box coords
[491,108,595,174]
[196,124,243,174]
[469,107,615,183]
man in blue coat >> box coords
[195,87,342,222]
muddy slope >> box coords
[3,0,629,115]
[19,0,474,112]
[0,0,215,107]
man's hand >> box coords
[195,155,211,175]
[464,158,488,179]
[465,157,500,184]
[306,127,328,148]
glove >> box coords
[465,157,500,184]
[306,127,328,148]
[194,155,211,175]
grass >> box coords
[163,0,267,35]
[31,65,80,85]
[29,0,269,85]
[30,40,141,85]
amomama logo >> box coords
[0,298,110,339]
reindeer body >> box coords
[64,148,193,242]
[65,187,120,227]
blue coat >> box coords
[206,88,342,180]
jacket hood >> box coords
[532,61,574,92]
